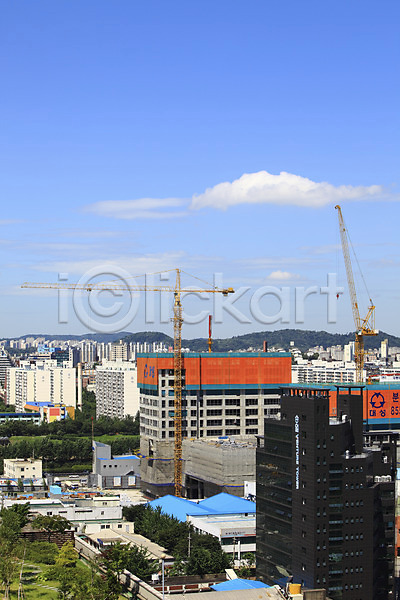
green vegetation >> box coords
[0,396,140,470]
[0,401,15,413]
[32,515,72,543]
[0,433,139,472]
[123,504,231,576]
[0,507,124,599]
[121,328,400,352]
[25,541,58,565]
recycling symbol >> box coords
[370,392,385,409]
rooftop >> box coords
[148,492,256,523]
[211,579,270,591]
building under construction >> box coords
[137,351,291,497]
[184,437,256,498]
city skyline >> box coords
[1,1,399,337]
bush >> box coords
[25,541,59,564]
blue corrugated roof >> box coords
[148,492,256,521]
[197,493,256,514]
[211,579,269,591]
[148,495,211,522]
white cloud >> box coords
[82,171,390,219]
[238,256,312,269]
[30,252,186,276]
[300,243,342,255]
[266,270,301,281]
[190,171,384,210]
[85,198,188,220]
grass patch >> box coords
[10,436,46,444]
[94,434,139,446]
[8,562,58,599]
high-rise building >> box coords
[95,360,139,419]
[381,339,389,362]
[110,341,128,361]
[137,351,291,497]
[0,351,13,387]
[6,361,76,411]
[343,342,355,363]
[256,385,396,600]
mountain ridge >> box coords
[5,329,400,353]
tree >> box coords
[186,547,213,577]
[33,514,71,543]
[0,507,24,544]
[0,508,25,598]
[123,544,159,580]
[43,542,80,599]
[98,543,125,600]
[7,502,30,528]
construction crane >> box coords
[335,205,378,382]
[22,268,234,497]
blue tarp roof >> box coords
[148,492,255,522]
[211,579,269,591]
[148,495,211,522]
[197,493,256,514]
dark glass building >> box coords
[256,385,396,600]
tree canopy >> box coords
[123,504,231,575]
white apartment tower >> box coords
[6,361,76,411]
[95,360,139,419]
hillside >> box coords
[122,329,400,353]
[8,329,400,353]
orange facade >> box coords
[330,386,400,425]
[137,352,292,389]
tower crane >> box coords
[335,205,378,382]
[22,268,234,497]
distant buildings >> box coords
[0,351,13,387]
[292,363,358,385]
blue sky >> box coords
[1,0,400,339]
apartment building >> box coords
[95,360,139,419]
[6,361,76,411]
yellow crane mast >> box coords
[22,268,234,497]
[335,205,378,382]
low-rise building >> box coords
[4,494,124,532]
[92,441,141,489]
[149,492,256,563]
[3,458,42,480]
[0,412,41,425]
